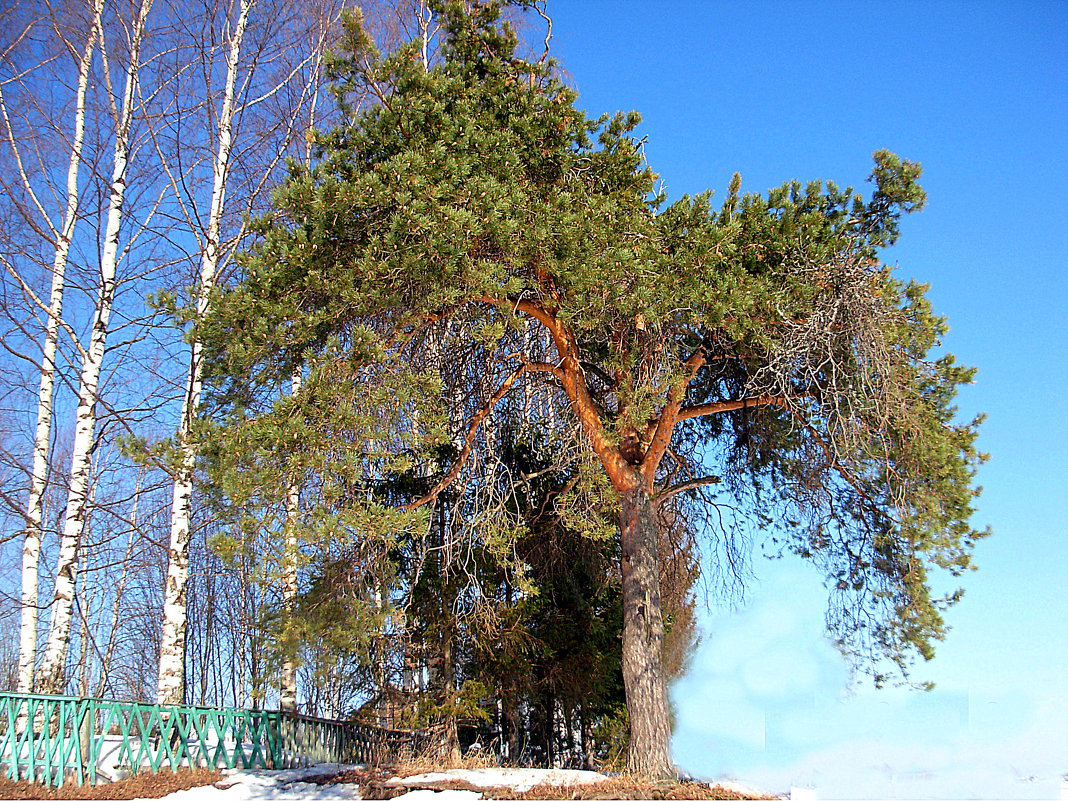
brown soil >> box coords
[486,776,774,800]
[0,765,775,801]
[0,769,222,800]
[314,766,775,800]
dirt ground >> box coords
[319,766,775,800]
[0,769,221,800]
[0,765,773,800]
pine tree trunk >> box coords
[157,0,251,707]
[37,0,152,696]
[16,0,103,696]
[442,631,461,765]
[503,686,520,764]
[619,485,673,777]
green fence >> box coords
[0,692,421,788]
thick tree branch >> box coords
[640,347,706,487]
[579,360,617,390]
[654,475,722,507]
[524,361,566,382]
[677,394,794,421]
[481,296,637,491]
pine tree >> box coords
[200,1,987,776]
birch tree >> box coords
[37,0,156,694]
[278,367,301,712]
[155,0,253,708]
[0,0,107,697]
[155,0,353,705]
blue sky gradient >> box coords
[547,2,1068,798]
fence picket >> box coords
[0,692,425,789]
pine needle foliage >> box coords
[198,0,988,767]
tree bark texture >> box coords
[279,368,303,712]
[38,0,152,695]
[442,632,462,765]
[620,485,673,777]
[17,0,104,696]
[158,0,251,707]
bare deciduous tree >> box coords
[38,0,156,694]
[1,0,104,694]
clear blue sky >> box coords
[548,2,1067,798]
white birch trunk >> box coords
[156,0,253,706]
[417,1,434,71]
[279,367,302,712]
[37,0,153,695]
[17,0,104,696]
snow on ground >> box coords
[389,767,610,793]
[150,765,363,801]
[54,763,781,801]
[134,765,607,801]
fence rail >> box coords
[0,692,420,788]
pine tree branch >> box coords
[641,346,706,486]
[785,406,889,526]
[503,297,638,491]
[654,475,721,507]
[677,394,794,420]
